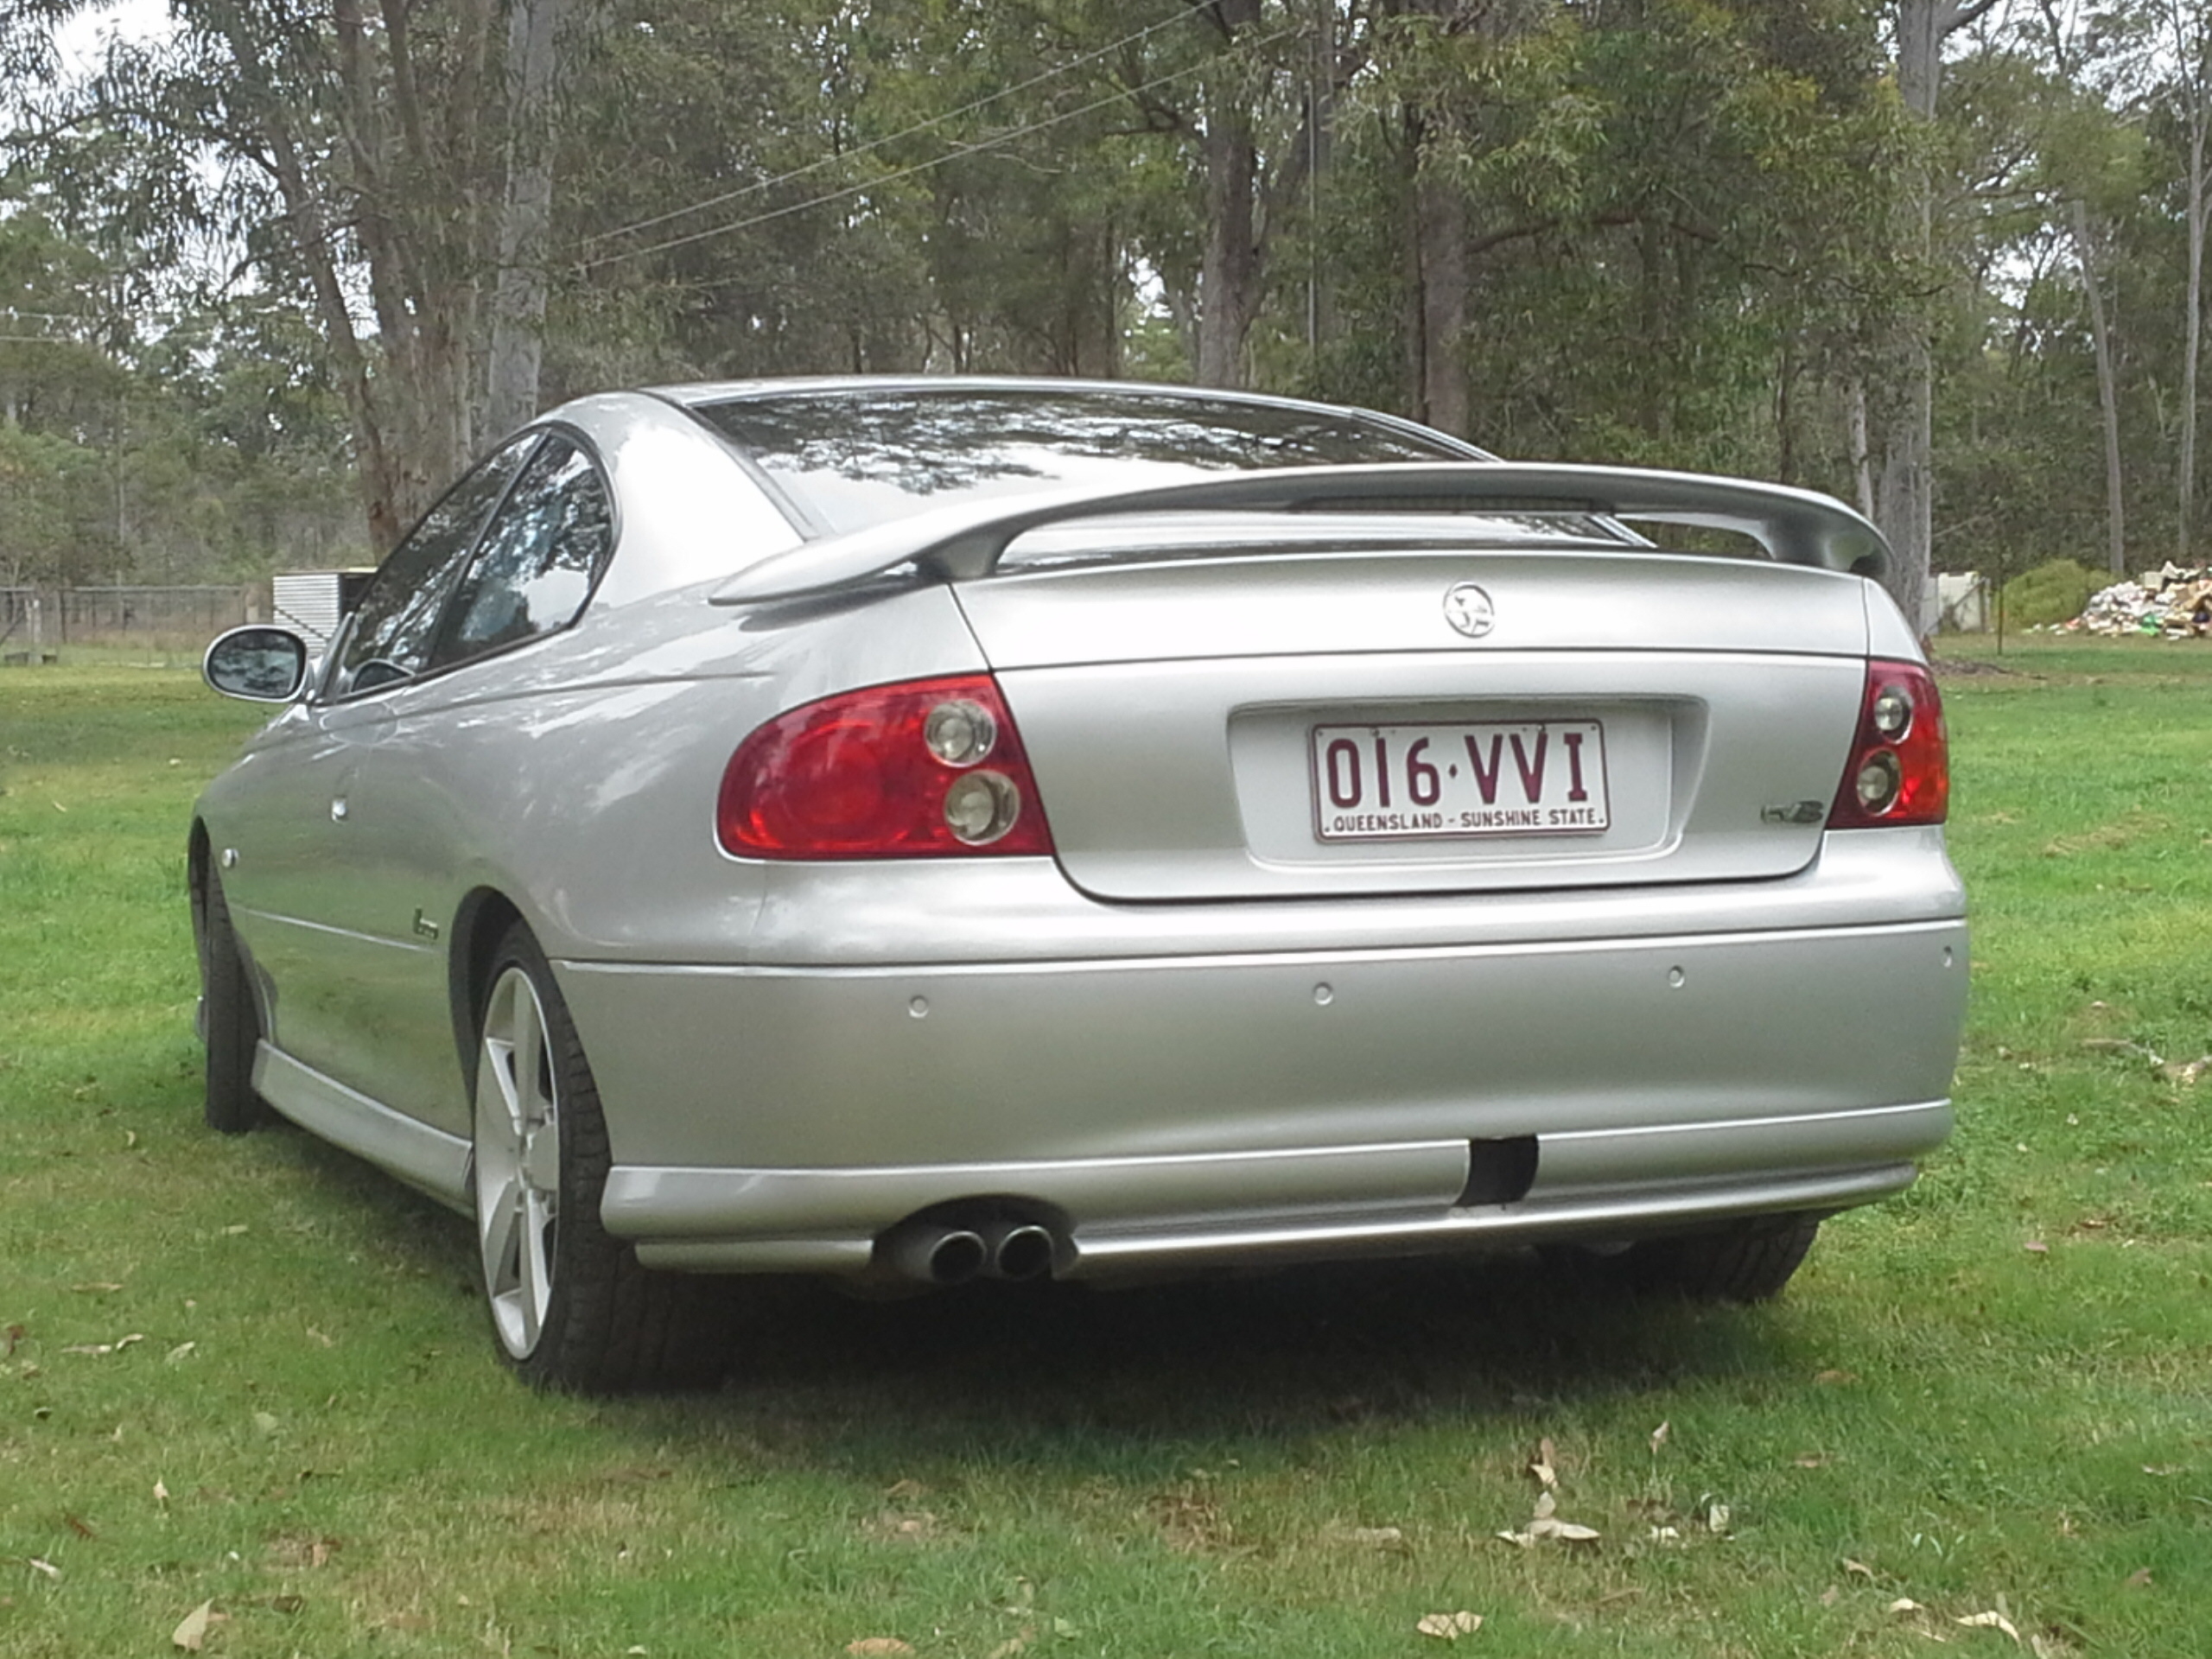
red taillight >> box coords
[1827,659,1948,829]
[717,674,1055,858]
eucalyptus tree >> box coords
[2159,0,2212,559]
[10,0,599,553]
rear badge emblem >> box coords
[1443,582,1496,639]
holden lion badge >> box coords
[1443,582,1496,639]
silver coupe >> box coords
[192,377,1967,1391]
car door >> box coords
[333,434,619,1135]
[232,435,539,1105]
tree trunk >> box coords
[1867,0,1995,636]
[2178,24,2208,563]
[213,10,405,554]
[1871,353,1932,634]
[1414,169,1469,435]
[486,0,565,442]
[2072,198,2126,575]
[1872,0,1944,637]
[1196,86,1259,388]
[1848,378,1874,518]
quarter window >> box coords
[431,437,613,670]
[333,437,536,696]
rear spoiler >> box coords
[709,461,1888,605]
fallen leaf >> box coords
[1819,1586,1840,1607]
[1888,1598,1923,1614]
[305,1329,334,1349]
[1530,1437,1557,1488]
[1414,1611,1483,1640]
[1706,1503,1732,1534]
[1843,1558,1875,1578]
[2123,1567,2152,1588]
[1649,1421,1670,1452]
[28,1558,60,1581]
[63,1514,94,1540]
[845,1639,913,1656]
[1956,1609,2022,1641]
[222,1225,248,1236]
[172,1600,221,1650]
[154,1480,169,1505]
[1051,1619,1079,1638]
[2024,1240,2050,1255]
[2,1325,22,1357]
[2141,1465,2182,1477]
[883,1478,926,1500]
[252,1412,279,1434]
[1813,1369,1856,1386]
[1793,1452,1830,1468]
[166,1343,196,1364]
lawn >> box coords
[2,638,2209,1658]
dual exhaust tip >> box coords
[880,1211,1058,1287]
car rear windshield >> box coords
[688,387,1478,537]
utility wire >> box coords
[581,9,1204,251]
[578,30,1291,275]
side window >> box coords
[332,437,537,696]
[429,437,613,671]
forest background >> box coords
[1,0,2207,633]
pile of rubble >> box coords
[2067,563,2212,636]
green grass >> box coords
[3,639,2211,1657]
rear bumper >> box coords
[559,903,1967,1275]
[605,1113,1942,1276]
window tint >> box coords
[692,389,1471,537]
[334,438,536,696]
[431,437,613,670]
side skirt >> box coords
[252,1042,474,1215]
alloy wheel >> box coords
[474,965,562,1358]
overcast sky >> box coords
[53,0,172,75]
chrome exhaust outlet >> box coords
[981,1220,1056,1282]
[880,1220,988,1286]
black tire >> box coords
[200,868,267,1135]
[469,922,727,1393]
[1616,1211,1823,1303]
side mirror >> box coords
[203,626,310,702]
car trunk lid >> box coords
[955,546,1872,901]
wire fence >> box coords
[1,585,261,657]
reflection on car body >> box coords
[191,377,1967,1392]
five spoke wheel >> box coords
[475,963,563,1360]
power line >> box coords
[581,10,1202,252]
[578,31,1292,275]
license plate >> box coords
[1311,721,1611,841]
